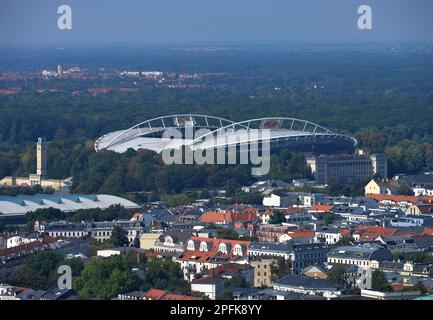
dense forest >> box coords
[1,45,433,196]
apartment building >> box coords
[306,153,387,185]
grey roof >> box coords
[327,245,393,261]
[378,261,405,270]
[44,221,87,232]
[249,242,327,255]
[316,226,341,234]
[292,243,328,252]
[40,286,75,300]
[249,242,293,253]
[402,174,433,185]
[274,274,341,291]
[149,208,178,223]
[413,235,433,249]
[330,264,359,273]
[160,230,191,243]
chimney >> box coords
[36,137,47,177]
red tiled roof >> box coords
[366,194,433,205]
[391,283,407,292]
[354,225,396,241]
[144,288,167,300]
[143,288,201,300]
[200,211,258,223]
[339,229,352,237]
[286,231,315,239]
[163,293,201,300]
[190,236,250,252]
[0,89,20,95]
[262,209,273,216]
[422,228,433,236]
[191,276,224,285]
[42,235,56,244]
[180,250,220,263]
[309,205,333,212]
[284,207,305,214]
[0,241,47,257]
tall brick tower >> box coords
[36,138,47,177]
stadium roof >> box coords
[95,114,357,154]
[0,194,140,217]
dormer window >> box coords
[233,244,243,256]
[218,243,227,254]
[165,236,173,246]
[199,241,208,252]
[187,240,195,251]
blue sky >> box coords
[0,0,432,45]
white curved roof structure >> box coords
[95,114,357,154]
[0,194,140,217]
[95,114,238,153]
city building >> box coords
[273,274,343,297]
[139,233,161,250]
[364,179,399,196]
[190,276,225,300]
[406,204,433,216]
[314,227,349,245]
[248,242,328,275]
[90,220,145,243]
[241,180,290,193]
[154,230,191,253]
[118,288,200,300]
[327,245,393,268]
[199,208,258,224]
[302,265,328,280]
[413,184,433,197]
[250,256,278,288]
[256,225,297,243]
[178,237,250,281]
[306,153,387,185]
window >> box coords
[187,240,195,250]
[165,236,173,245]
[233,244,243,256]
[218,243,227,254]
[199,241,208,252]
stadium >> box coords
[95,114,357,155]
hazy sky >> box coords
[0,0,432,46]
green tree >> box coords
[337,236,355,245]
[269,210,286,224]
[9,251,65,290]
[216,228,240,240]
[323,213,334,225]
[224,274,250,289]
[110,226,129,247]
[270,258,292,281]
[74,255,140,300]
[142,257,190,293]
[218,289,234,300]
[372,270,392,292]
[327,267,347,287]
